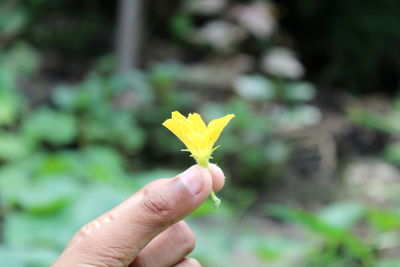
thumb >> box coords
[53,165,218,267]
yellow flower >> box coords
[163,111,235,167]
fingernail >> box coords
[179,166,203,195]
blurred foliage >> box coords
[3,0,400,94]
[348,95,400,164]
[1,0,400,266]
[0,42,320,266]
[0,43,398,267]
[278,0,400,93]
[266,202,400,267]
[0,0,114,56]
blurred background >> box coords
[1,0,400,266]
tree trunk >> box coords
[115,0,143,72]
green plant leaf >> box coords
[0,246,58,267]
[0,132,30,161]
[318,202,364,231]
[22,107,77,145]
[18,176,81,214]
[284,82,316,102]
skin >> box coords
[53,164,225,267]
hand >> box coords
[52,164,225,267]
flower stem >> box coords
[195,157,221,207]
[210,190,221,207]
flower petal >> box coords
[171,111,196,132]
[188,113,207,133]
[162,118,194,149]
[171,111,187,121]
[163,111,235,166]
[205,114,235,147]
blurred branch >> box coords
[115,0,143,72]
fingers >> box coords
[53,165,224,267]
[138,164,225,193]
[174,258,202,267]
[208,163,225,192]
[130,221,195,267]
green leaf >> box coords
[170,13,193,40]
[275,105,321,130]
[112,114,145,151]
[367,208,400,231]
[52,85,79,111]
[81,117,112,142]
[318,202,364,231]
[18,176,81,214]
[377,259,400,267]
[384,144,400,164]
[0,91,21,126]
[0,7,27,37]
[0,165,30,207]
[4,210,77,250]
[233,75,275,101]
[70,184,132,227]
[80,146,126,183]
[109,71,154,108]
[264,141,290,164]
[0,246,58,267]
[150,63,182,88]
[0,132,30,161]
[22,107,77,145]
[266,204,337,238]
[246,236,306,262]
[35,151,81,177]
[347,107,391,133]
[132,169,179,188]
[4,183,131,250]
[2,43,39,75]
[190,200,233,219]
[284,82,316,102]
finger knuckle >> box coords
[86,244,131,267]
[174,222,196,255]
[141,191,173,223]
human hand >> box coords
[52,164,225,267]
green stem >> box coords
[196,157,209,168]
[195,156,221,207]
[210,190,221,207]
